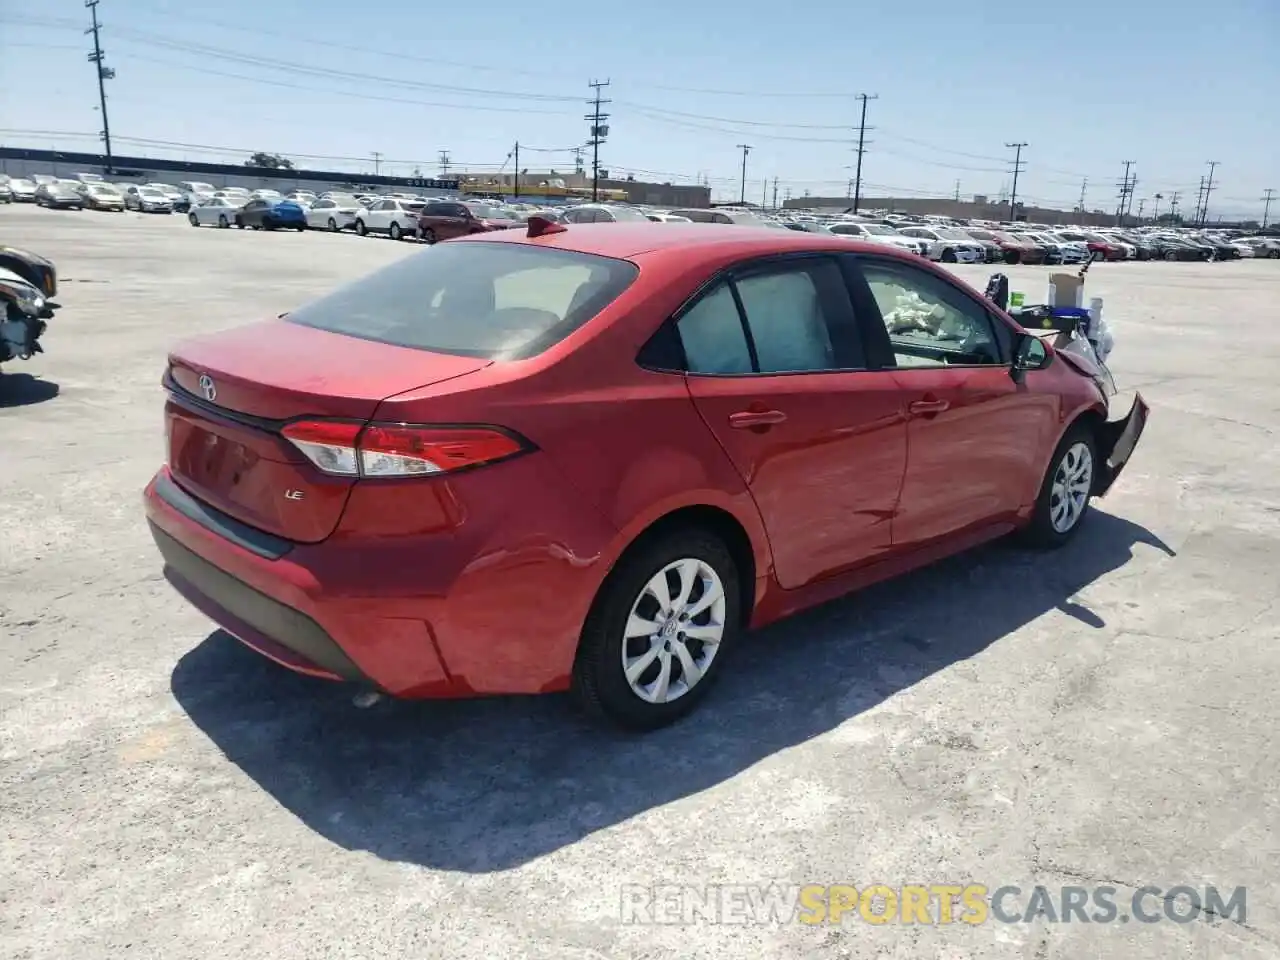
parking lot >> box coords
[3,204,1279,959]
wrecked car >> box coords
[0,247,56,373]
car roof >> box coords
[460,221,908,261]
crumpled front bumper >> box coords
[1095,393,1149,497]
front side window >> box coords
[859,260,1005,367]
[287,243,639,360]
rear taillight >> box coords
[281,420,530,478]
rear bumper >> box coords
[144,456,620,698]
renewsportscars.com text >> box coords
[620,883,1247,926]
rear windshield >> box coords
[286,241,639,360]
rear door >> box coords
[846,255,1058,548]
[678,255,908,589]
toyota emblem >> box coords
[198,374,217,402]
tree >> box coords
[246,152,294,170]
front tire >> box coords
[572,529,742,730]
[1019,425,1098,548]
[356,219,368,236]
[389,222,402,241]
[421,227,437,244]
[941,248,957,263]
[327,217,338,232]
[218,214,229,228]
[188,213,199,227]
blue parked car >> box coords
[235,198,307,231]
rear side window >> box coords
[286,242,639,360]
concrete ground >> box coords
[2,205,1278,960]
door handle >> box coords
[729,409,787,429]
[908,398,950,416]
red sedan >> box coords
[144,220,1147,730]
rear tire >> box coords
[218,214,229,228]
[327,217,338,232]
[356,219,368,236]
[941,248,957,263]
[188,213,199,227]
[389,222,402,241]
[422,227,437,244]
[572,528,742,731]
[1003,250,1020,265]
[1017,424,1098,548]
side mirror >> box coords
[1011,334,1050,384]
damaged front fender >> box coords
[1094,392,1149,497]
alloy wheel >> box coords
[622,558,726,704]
[1050,442,1093,533]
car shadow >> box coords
[170,510,1174,873]
[0,373,59,407]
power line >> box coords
[1005,142,1027,221]
[586,79,611,202]
[851,93,878,214]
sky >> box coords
[1,0,1276,218]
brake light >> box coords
[281,420,529,478]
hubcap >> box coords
[1050,442,1093,533]
[622,558,726,704]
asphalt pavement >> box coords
[2,205,1278,960]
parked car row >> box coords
[8,171,1276,261]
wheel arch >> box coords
[592,502,765,636]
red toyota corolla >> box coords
[144,219,1147,729]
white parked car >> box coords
[187,195,244,228]
[828,222,930,256]
[561,204,652,223]
[287,191,318,205]
[124,185,174,213]
[305,195,362,231]
[894,226,987,263]
[647,212,693,223]
[1033,232,1090,263]
[8,178,39,202]
[250,189,284,201]
[353,198,424,239]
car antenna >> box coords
[527,215,567,238]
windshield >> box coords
[863,225,898,236]
[89,184,120,195]
[935,229,971,240]
[464,203,510,219]
[286,243,639,360]
[139,188,165,197]
[12,180,34,189]
[603,206,650,222]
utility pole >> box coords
[1201,161,1219,226]
[1005,142,1027,221]
[1169,191,1181,222]
[571,147,584,176]
[1192,176,1207,224]
[585,79,611,202]
[761,179,767,209]
[1263,188,1275,229]
[1115,161,1134,225]
[1077,177,1088,223]
[84,0,115,172]
[772,176,779,211]
[512,142,519,200]
[1124,174,1138,221]
[1153,192,1163,221]
[846,178,854,198]
[438,149,451,177]
[1137,197,1146,221]
[851,93,878,214]
[736,144,751,205]
[371,152,383,176]
[954,179,961,202]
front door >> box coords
[848,256,1058,548]
[677,255,908,589]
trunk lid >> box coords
[166,319,490,542]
